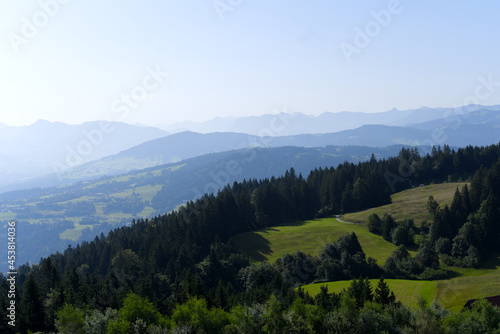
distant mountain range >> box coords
[157,104,500,135]
[58,127,424,181]
[54,107,500,185]
[1,105,500,193]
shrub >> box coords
[420,268,450,280]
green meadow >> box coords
[342,182,468,225]
[234,217,404,265]
[234,183,500,312]
[60,221,94,241]
[303,279,437,310]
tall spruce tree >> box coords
[19,273,46,333]
[374,277,395,305]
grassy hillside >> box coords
[234,182,500,312]
[436,253,500,312]
[234,217,406,264]
[234,184,468,264]
[301,252,500,312]
[59,221,95,240]
[343,182,468,224]
[303,279,437,309]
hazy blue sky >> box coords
[1,1,500,126]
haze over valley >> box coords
[2,1,500,332]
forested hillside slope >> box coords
[2,143,500,333]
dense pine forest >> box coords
[2,143,500,333]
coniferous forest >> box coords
[2,143,500,333]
